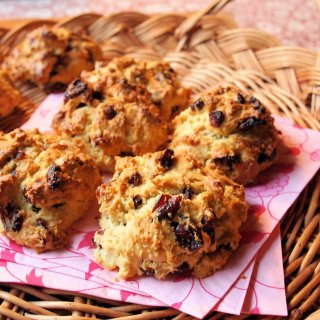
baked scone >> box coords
[81,57,190,121]
[0,70,22,118]
[169,86,279,185]
[0,129,101,252]
[2,26,102,91]
[94,149,248,279]
[52,77,168,172]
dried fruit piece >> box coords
[202,208,217,243]
[64,78,88,100]
[133,195,143,209]
[213,154,241,171]
[238,116,266,131]
[36,218,47,228]
[257,148,277,164]
[0,203,23,232]
[209,110,224,127]
[182,186,193,199]
[46,165,63,190]
[128,172,142,187]
[104,105,117,120]
[237,93,246,104]
[158,149,174,169]
[190,99,205,111]
[174,223,203,251]
[154,194,182,221]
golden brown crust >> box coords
[52,72,169,172]
[2,26,102,91]
[169,86,279,185]
[0,129,101,252]
[94,149,248,279]
[0,70,22,118]
[81,57,190,121]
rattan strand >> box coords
[0,0,319,319]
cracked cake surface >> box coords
[2,26,102,91]
[0,129,101,252]
[94,149,248,279]
[169,86,279,185]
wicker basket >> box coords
[0,0,319,319]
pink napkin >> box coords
[1,94,318,318]
[0,228,284,314]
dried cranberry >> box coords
[154,194,181,221]
[158,149,174,169]
[238,117,266,131]
[128,172,142,187]
[104,105,117,120]
[64,78,88,100]
[209,110,224,127]
[133,195,143,209]
[182,187,193,200]
[0,203,23,232]
[190,99,204,111]
[152,194,171,211]
[237,93,246,104]
[213,154,240,171]
[46,165,63,190]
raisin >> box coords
[177,262,190,272]
[128,172,142,187]
[158,149,174,169]
[104,105,117,120]
[257,148,277,164]
[46,165,63,190]
[190,99,204,111]
[154,194,181,221]
[237,93,246,104]
[213,154,240,171]
[52,202,65,209]
[36,218,47,228]
[174,223,203,251]
[0,203,23,232]
[64,78,87,100]
[182,186,193,200]
[209,110,224,127]
[153,100,162,108]
[76,102,87,109]
[92,91,104,101]
[118,151,135,157]
[202,208,217,243]
[238,117,266,131]
[218,243,232,251]
[133,195,142,209]
[171,105,179,116]
[32,206,41,213]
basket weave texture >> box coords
[0,1,319,319]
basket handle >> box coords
[174,0,232,39]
